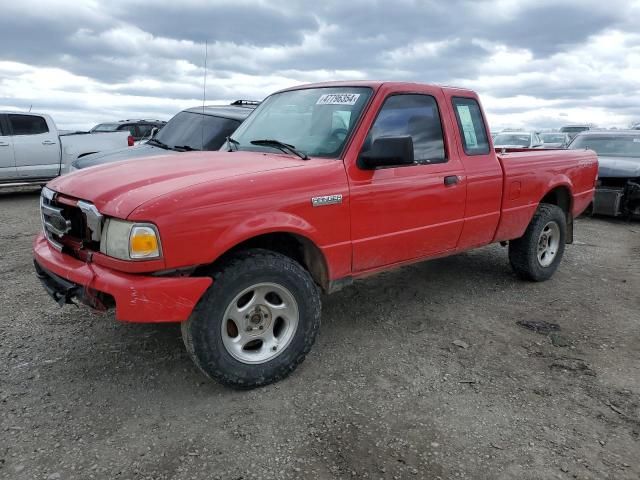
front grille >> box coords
[40,188,102,253]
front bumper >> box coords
[33,233,212,323]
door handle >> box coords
[0,142,9,147]
[42,140,57,145]
[444,175,460,186]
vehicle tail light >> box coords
[127,135,134,146]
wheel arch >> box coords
[539,184,573,215]
[199,230,331,293]
[538,183,574,243]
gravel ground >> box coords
[1,187,639,480]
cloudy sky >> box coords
[1,0,639,131]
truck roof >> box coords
[575,129,640,136]
[274,80,478,97]
[183,104,258,121]
[0,111,49,116]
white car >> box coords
[0,112,130,187]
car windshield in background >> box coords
[561,127,588,133]
[154,112,241,151]
[541,134,566,143]
[229,87,373,158]
[494,133,531,146]
[569,135,640,158]
[92,123,120,132]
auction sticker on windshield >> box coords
[316,93,361,105]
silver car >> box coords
[540,132,571,149]
[560,124,591,140]
[493,132,544,149]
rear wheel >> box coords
[181,249,321,389]
[509,203,567,281]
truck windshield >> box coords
[228,87,373,158]
[154,111,241,151]
[560,126,589,133]
[569,135,640,158]
[541,134,566,143]
[92,123,120,132]
[494,133,531,146]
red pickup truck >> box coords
[34,81,598,388]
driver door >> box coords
[347,87,467,272]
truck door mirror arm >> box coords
[357,136,415,169]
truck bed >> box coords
[494,148,598,242]
[59,131,130,174]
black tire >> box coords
[509,203,567,281]
[181,249,321,389]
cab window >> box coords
[452,97,490,155]
[137,124,153,137]
[363,94,446,164]
[8,114,49,135]
[120,125,137,137]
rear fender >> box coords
[494,175,574,242]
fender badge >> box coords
[311,194,343,207]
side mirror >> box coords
[149,127,159,138]
[358,136,414,169]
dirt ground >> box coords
[1,187,639,480]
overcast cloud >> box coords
[1,0,639,131]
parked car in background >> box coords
[34,81,597,389]
[0,112,130,187]
[560,124,592,140]
[493,131,543,149]
[73,101,259,170]
[569,130,640,217]
[540,132,571,148]
[91,119,166,143]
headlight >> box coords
[100,219,162,260]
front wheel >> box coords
[181,249,321,389]
[509,203,567,281]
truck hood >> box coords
[597,155,640,178]
[72,143,175,169]
[48,151,305,218]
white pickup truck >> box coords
[0,112,130,187]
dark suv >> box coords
[74,101,259,170]
[90,119,167,142]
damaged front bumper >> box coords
[33,233,212,323]
[35,260,108,309]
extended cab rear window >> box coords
[452,97,490,155]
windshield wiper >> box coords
[250,139,309,160]
[147,138,174,150]
[173,145,199,152]
[226,136,239,152]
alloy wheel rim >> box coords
[221,282,299,364]
[537,221,560,267]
